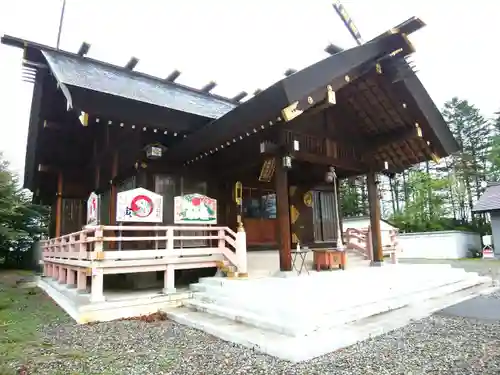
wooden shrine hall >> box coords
[2,18,458,273]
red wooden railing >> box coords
[40,225,247,302]
[344,227,400,263]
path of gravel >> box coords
[7,291,500,375]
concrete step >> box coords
[192,266,470,302]
[166,280,498,362]
[187,274,489,337]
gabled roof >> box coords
[41,50,235,119]
[167,33,413,162]
[167,29,459,169]
[1,35,237,120]
[472,183,500,213]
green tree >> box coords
[442,97,491,222]
[0,153,48,269]
[390,169,450,232]
[488,111,500,180]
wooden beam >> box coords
[231,91,248,102]
[125,57,139,70]
[324,43,343,55]
[109,152,119,225]
[367,172,383,264]
[292,151,367,172]
[165,70,181,82]
[281,85,336,122]
[201,81,217,93]
[38,164,58,173]
[77,42,91,56]
[363,127,421,154]
[275,156,292,271]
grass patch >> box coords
[455,258,500,262]
[0,270,66,369]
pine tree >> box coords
[442,97,492,222]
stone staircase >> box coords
[166,264,497,362]
[346,249,371,268]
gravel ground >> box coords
[6,291,500,375]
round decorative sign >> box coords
[130,195,154,218]
[303,191,313,207]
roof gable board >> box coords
[42,50,236,119]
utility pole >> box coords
[56,0,67,49]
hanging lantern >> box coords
[144,143,166,160]
[282,154,292,169]
[325,166,337,183]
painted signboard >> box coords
[174,194,217,224]
[86,192,99,225]
[116,187,163,223]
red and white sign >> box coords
[482,235,495,259]
[86,192,99,225]
[483,246,495,259]
[174,194,217,224]
[116,188,163,223]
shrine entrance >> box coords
[312,191,338,243]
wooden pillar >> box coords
[367,172,383,264]
[95,166,100,190]
[275,156,292,271]
[109,152,119,225]
[55,172,63,237]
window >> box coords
[261,193,276,219]
[154,175,177,224]
[242,188,276,219]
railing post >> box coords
[79,231,87,260]
[366,227,373,261]
[163,264,176,294]
[69,234,75,256]
[77,270,88,293]
[218,229,225,251]
[235,227,248,276]
[90,227,105,302]
[67,268,75,287]
[90,268,105,302]
[53,265,59,281]
[58,266,67,284]
[166,228,174,251]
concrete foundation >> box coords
[167,264,497,362]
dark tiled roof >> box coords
[41,50,236,119]
[472,183,500,212]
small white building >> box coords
[342,216,398,232]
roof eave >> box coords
[168,33,416,162]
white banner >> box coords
[86,192,99,225]
[116,187,163,223]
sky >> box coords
[0,0,498,179]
